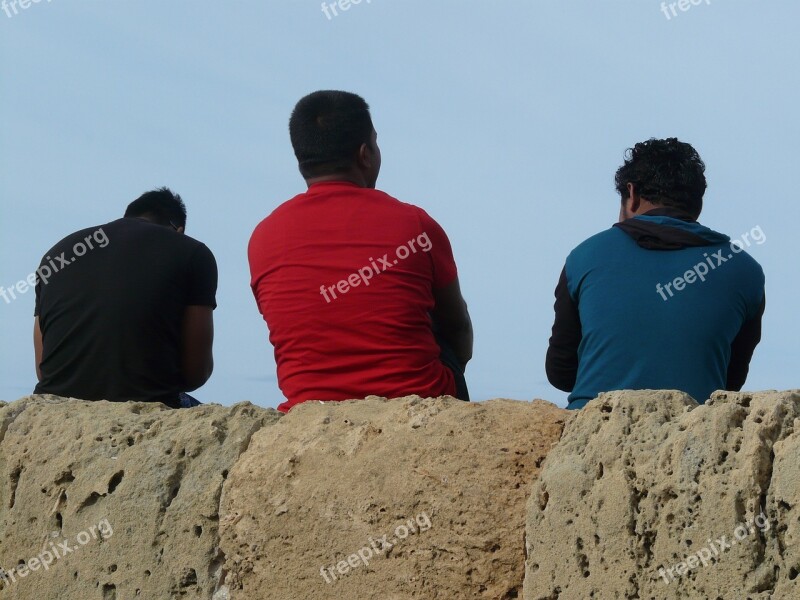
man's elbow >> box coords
[546,370,575,393]
[725,371,747,392]
[183,358,213,391]
[445,299,471,333]
[454,320,474,365]
[436,308,473,364]
[458,315,474,359]
[545,353,576,392]
[181,306,215,392]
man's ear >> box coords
[626,182,641,213]
[357,142,372,169]
[177,226,185,235]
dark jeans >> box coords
[179,392,202,408]
[433,323,470,401]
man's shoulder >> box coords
[255,186,429,232]
[567,227,625,261]
[281,185,423,212]
[720,242,765,282]
[121,218,214,257]
[363,188,437,223]
[43,221,111,257]
[47,218,212,259]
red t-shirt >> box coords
[248,181,458,412]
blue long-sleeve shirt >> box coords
[546,210,765,409]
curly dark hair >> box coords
[614,138,707,218]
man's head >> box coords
[124,187,187,232]
[289,90,381,188]
[615,138,707,221]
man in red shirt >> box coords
[248,90,472,412]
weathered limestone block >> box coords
[0,396,279,600]
[219,396,567,600]
[524,389,800,600]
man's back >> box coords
[249,181,459,412]
[552,215,764,406]
[34,217,217,405]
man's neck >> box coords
[633,200,663,216]
[304,171,372,189]
[641,206,698,222]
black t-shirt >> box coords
[34,217,218,406]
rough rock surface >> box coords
[218,395,567,600]
[0,395,279,600]
[3,389,798,600]
[524,389,800,600]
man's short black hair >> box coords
[615,138,707,218]
[289,90,374,179]
[124,187,187,228]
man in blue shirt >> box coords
[546,138,765,409]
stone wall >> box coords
[218,396,565,600]
[0,390,797,599]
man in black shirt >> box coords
[33,188,217,408]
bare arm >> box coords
[432,278,473,367]
[33,317,43,381]
[181,305,214,391]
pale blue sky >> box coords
[1,0,797,408]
